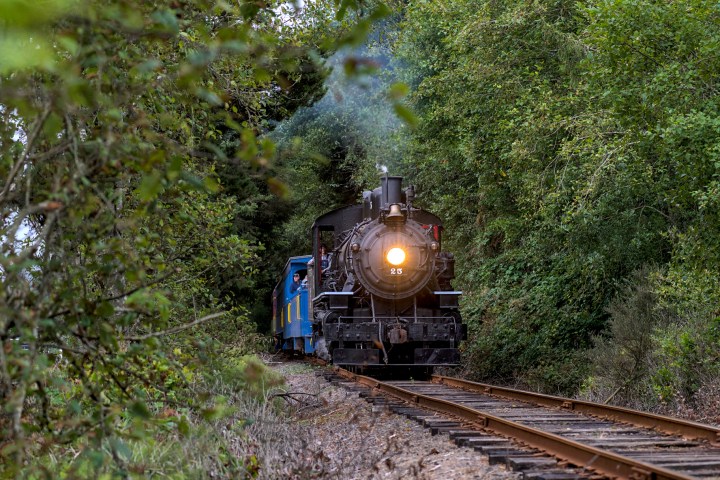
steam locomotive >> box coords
[272,176,465,372]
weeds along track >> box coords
[326,367,720,480]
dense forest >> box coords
[271,0,720,408]
[1,0,719,477]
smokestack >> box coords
[381,176,403,208]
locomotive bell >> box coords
[386,203,404,222]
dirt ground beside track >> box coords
[262,357,521,480]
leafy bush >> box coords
[0,0,387,476]
[582,267,664,406]
[20,352,287,479]
[385,0,720,399]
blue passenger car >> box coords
[272,255,314,353]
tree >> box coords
[392,0,720,396]
[0,0,385,475]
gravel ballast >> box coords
[264,358,522,479]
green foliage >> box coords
[390,0,720,396]
[583,267,664,406]
[208,4,400,329]
[22,351,283,478]
[0,0,383,476]
[265,24,410,288]
[204,353,285,402]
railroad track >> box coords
[327,368,720,480]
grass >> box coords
[13,354,296,479]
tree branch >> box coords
[49,270,175,319]
[6,211,58,267]
[126,312,227,341]
[0,104,52,203]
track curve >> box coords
[332,367,720,479]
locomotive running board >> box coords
[433,291,462,308]
[312,291,353,309]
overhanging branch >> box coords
[126,312,227,341]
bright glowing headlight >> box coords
[386,247,406,266]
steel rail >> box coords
[334,367,694,480]
[433,375,720,446]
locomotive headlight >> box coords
[386,247,406,266]
[430,242,439,251]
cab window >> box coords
[288,268,307,296]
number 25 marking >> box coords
[390,268,403,275]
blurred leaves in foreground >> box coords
[0,0,382,476]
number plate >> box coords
[389,268,404,275]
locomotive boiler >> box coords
[306,176,466,371]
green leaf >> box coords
[369,3,391,21]
[132,59,162,74]
[98,321,117,347]
[39,318,56,329]
[0,0,75,26]
[87,449,105,469]
[154,292,171,321]
[151,9,179,35]
[109,437,132,461]
[196,88,223,106]
[167,156,183,181]
[178,415,191,436]
[387,82,409,101]
[0,33,54,74]
[95,302,115,317]
[42,112,64,139]
[267,177,288,198]
[180,171,205,190]
[57,35,79,55]
[128,400,151,419]
[240,0,262,19]
[136,171,164,201]
[335,0,358,20]
[392,103,418,128]
[203,176,220,193]
[253,67,271,83]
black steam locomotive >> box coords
[273,176,465,372]
[314,175,466,368]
